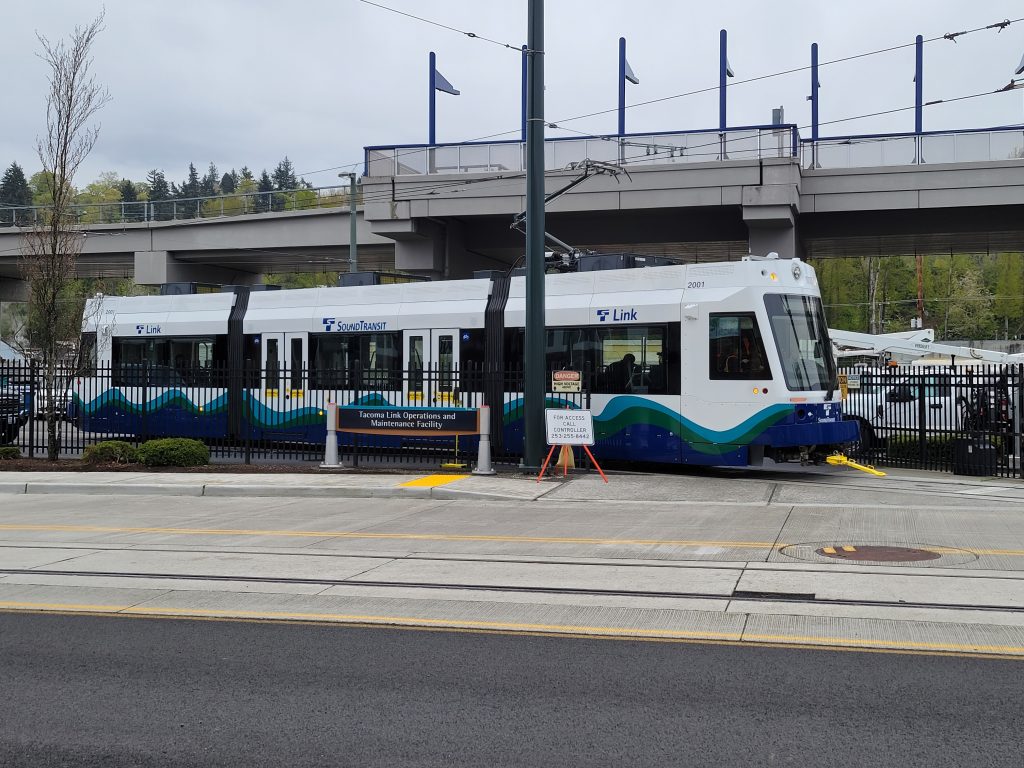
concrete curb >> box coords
[4,481,529,502]
[26,482,205,497]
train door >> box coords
[261,332,308,424]
[403,328,460,405]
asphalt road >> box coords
[1,612,1021,768]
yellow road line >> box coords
[399,474,470,488]
[822,546,836,554]
[3,523,1024,558]
[0,524,778,549]
[2,601,1023,658]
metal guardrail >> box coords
[364,125,800,176]
[0,185,354,228]
[801,126,1024,169]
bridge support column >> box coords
[742,174,801,259]
[0,277,28,302]
[134,251,257,286]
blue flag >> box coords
[624,58,639,85]
[434,69,460,95]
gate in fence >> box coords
[842,363,1023,478]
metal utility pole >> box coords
[523,0,545,469]
[339,173,358,272]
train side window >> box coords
[266,338,280,389]
[408,334,424,390]
[290,338,303,390]
[592,326,668,395]
[709,313,771,381]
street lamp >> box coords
[338,172,358,273]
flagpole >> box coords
[618,37,626,135]
[719,29,728,131]
[429,51,437,145]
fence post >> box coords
[917,377,927,468]
[27,361,37,459]
[1014,363,1023,478]
[352,361,361,468]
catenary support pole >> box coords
[521,44,528,142]
[524,0,546,469]
[348,173,358,272]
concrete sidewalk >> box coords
[1,464,1023,505]
[2,468,1024,656]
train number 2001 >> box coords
[686,281,705,289]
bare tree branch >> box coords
[20,11,109,460]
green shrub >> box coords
[83,440,140,465]
[137,438,210,467]
[0,446,21,460]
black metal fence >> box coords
[4,359,1020,475]
[0,361,591,469]
[841,363,1023,477]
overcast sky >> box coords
[3,1,1023,189]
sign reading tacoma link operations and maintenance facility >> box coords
[337,406,479,436]
[545,409,595,446]
[551,370,582,393]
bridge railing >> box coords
[364,125,800,176]
[801,126,1024,169]
[0,185,355,228]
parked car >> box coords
[0,383,29,445]
[843,368,1015,450]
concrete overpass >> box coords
[1,124,1022,297]
[0,207,394,299]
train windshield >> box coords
[764,294,837,392]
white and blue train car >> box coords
[73,256,858,466]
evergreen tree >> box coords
[272,156,297,191]
[255,169,274,212]
[230,168,240,187]
[220,172,236,194]
[118,178,142,222]
[0,162,33,226]
[146,169,171,220]
[118,178,137,202]
[179,162,201,217]
[201,162,219,197]
[239,166,254,182]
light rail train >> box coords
[72,255,858,466]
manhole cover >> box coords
[814,545,940,562]
[778,542,977,567]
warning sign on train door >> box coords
[551,370,582,393]
[544,409,595,446]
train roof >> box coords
[83,258,817,336]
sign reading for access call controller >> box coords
[545,409,595,446]
[338,406,479,436]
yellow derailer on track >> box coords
[826,452,887,477]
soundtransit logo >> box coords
[321,318,387,332]
[136,324,162,334]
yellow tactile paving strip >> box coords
[398,474,471,488]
